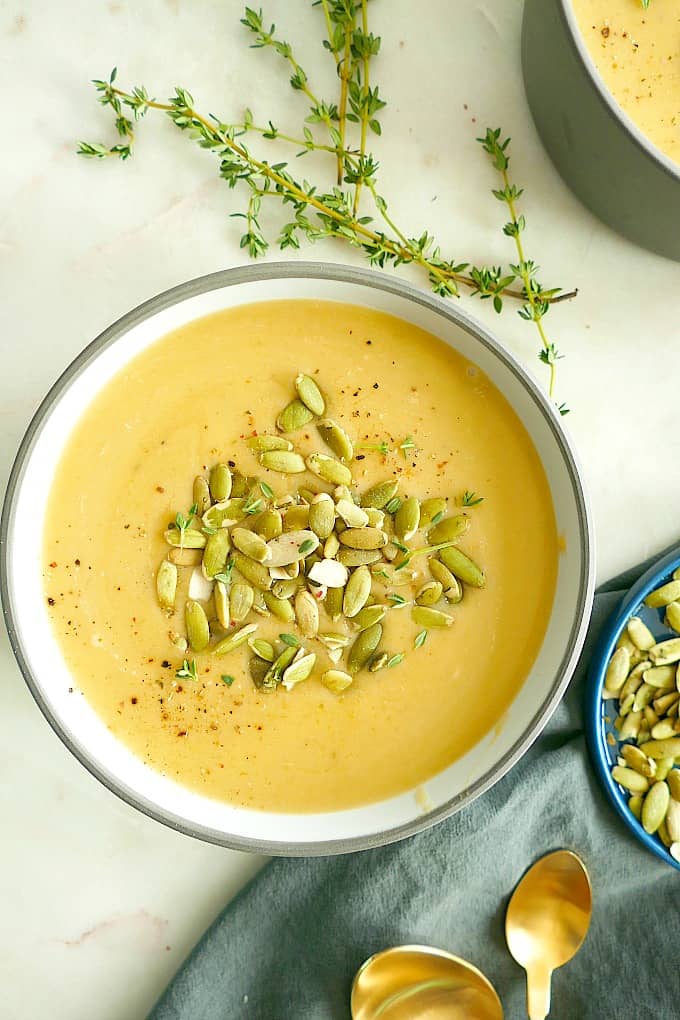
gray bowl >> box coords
[522,0,680,260]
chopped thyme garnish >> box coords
[176,658,198,681]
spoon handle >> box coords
[526,964,552,1020]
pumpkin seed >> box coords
[665,601,680,633]
[297,487,317,505]
[277,399,314,433]
[621,744,656,777]
[603,647,631,694]
[231,473,257,498]
[348,622,383,674]
[365,508,385,528]
[668,769,680,800]
[214,622,258,656]
[169,546,203,566]
[262,645,298,690]
[645,580,680,609]
[230,582,254,623]
[324,585,344,621]
[214,580,230,628]
[209,463,232,502]
[317,418,353,461]
[185,600,210,653]
[419,497,448,528]
[627,616,656,651]
[439,546,485,588]
[261,450,306,474]
[248,637,275,662]
[232,552,272,591]
[369,651,389,673]
[295,373,325,416]
[353,604,386,631]
[428,514,470,545]
[193,475,212,514]
[318,632,350,650]
[263,591,295,622]
[336,498,369,528]
[642,664,675,689]
[321,669,353,694]
[202,498,246,529]
[251,589,270,616]
[382,542,399,562]
[295,590,320,638]
[156,560,178,613]
[640,737,680,759]
[308,558,348,589]
[282,652,316,691]
[394,496,420,542]
[267,530,320,567]
[416,581,444,607]
[246,434,293,453]
[272,578,298,600]
[611,765,650,794]
[164,528,207,549]
[283,505,311,531]
[411,605,453,628]
[628,794,643,821]
[641,780,670,834]
[361,479,399,509]
[202,529,232,578]
[343,565,372,618]
[309,493,336,539]
[229,527,269,564]
[339,527,387,550]
[337,548,382,567]
[324,533,340,558]
[254,509,283,541]
[249,655,270,689]
[650,637,680,666]
[306,452,353,486]
[428,558,462,603]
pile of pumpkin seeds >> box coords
[602,569,680,860]
[157,373,485,695]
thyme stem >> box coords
[353,0,371,214]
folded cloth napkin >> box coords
[149,554,680,1020]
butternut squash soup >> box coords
[573,0,680,164]
[43,301,557,813]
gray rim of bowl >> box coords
[0,261,596,857]
[558,0,680,182]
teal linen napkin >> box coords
[149,556,680,1020]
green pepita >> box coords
[416,581,443,607]
[317,418,353,461]
[321,669,353,694]
[343,565,372,619]
[353,604,387,631]
[324,533,340,558]
[335,498,369,528]
[209,463,232,502]
[168,547,203,566]
[337,548,382,567]
[295,590,320,638]
[193,475,212,514]
[306,453,353,487]
[361,479,399,509]
[261,450,306,474]
[254,509,283,541]
[185,600,210,653]
[295,373,325,416]
[309,493,336,539]
[263,591,295,622]
[267,530,320,567]
[348,622,383,674]
[248,637,275,662]
[214,622,258,656]
[202,498,246,529]
[439,546,485,588]
[246,434,293,453]
[230,582,254,623]
[324,585,344,621]
[419,498,447,528]
[428,514,470,545]
[231,527,271,564]
[164,528,207,549]
[202,528,232,578]
[428,558,462,603]
[411,605,453,628]
[365,508,385,528]
[395,496,420,542]
[156,560,178,613]
[232,552,272,591]
[231,473,257,498]
[272,578,299,600]
[368,651,389,673]
[281,651,316,691]
[262,645,298,690]
[338,527,387,550]
[283,505,310,531]
[214,580,230,628]
[277,399,314,433]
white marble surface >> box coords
[1,0,679,1017]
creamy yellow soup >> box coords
[43,301,557,813]
[573,0,680,163]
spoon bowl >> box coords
[505,850,592,1019]
[351,944,503,1020]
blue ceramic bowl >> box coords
[587,548,680,871]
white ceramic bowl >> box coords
[0,263,595,855]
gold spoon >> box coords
[351,944,503,1020]
[505,850,592,1019]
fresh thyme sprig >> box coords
[78,4,575,404]
[176,659,198,681]
[460,490,484,507]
